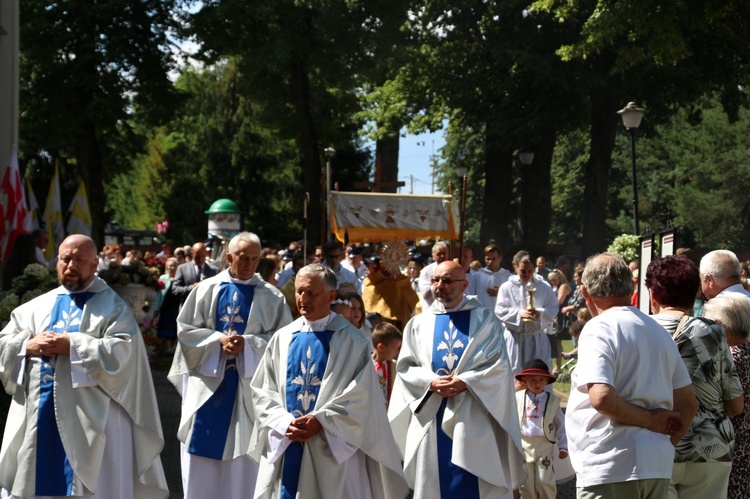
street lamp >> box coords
[518,149,535,167]
[618,102,645,235]
[323,146,335,242]
[455,165,468,259]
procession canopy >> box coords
[330,192,459,243]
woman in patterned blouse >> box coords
[704,295,750,499]
[646,255,744,499]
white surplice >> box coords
[388,297,526,498]
[168,271,292,499]
[249,313,409,499]
[0,278,168,499]
[495,276,558,374]
[467,267,512,311]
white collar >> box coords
[300,312,336,332]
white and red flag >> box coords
[0,149,29,260]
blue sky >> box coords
[395,130,447,195]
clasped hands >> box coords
[430,375,467,398]
[649,408,684,443]
[220,334,245,355]
[27,332,70,357]
[520,309,540,320]
[285,414,322,442]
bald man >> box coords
[0,235,168,498]
[389,261,524,499]
[172,241,218,304]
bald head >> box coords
[432,261,468,308]
[57,235,99,291]
[192,242,207,267]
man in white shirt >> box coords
[534,256,551,282]
[341,245,368,281]
[566,253,698,498]
[417,241,449,307]
[467,243,511,311]
[322,240,361,294]
[32,229,49,266]
[699,249,750,300]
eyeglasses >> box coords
[431,277,465,285]
[326,253,342,259]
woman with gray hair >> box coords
[704,295,750,499]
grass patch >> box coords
[553,339,576,406]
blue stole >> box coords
[431,310,479,499]
[37,291,95,496]
[188,282,255,460]
[281,329,334,499]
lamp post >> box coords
[323,146,335,242]
[618,102,645,235]
[518,148,534,245]
[455,165,468,258]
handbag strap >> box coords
[672,314,691,340]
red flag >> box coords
[0,150,29,260]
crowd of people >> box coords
[1,232,750,499]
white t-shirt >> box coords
[566,306,691,487]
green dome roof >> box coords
[205,198,240,214]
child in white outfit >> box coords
[515,359,568,499]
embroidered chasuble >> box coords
[36,292,95,496]
[188,282,255,459]
[281,329,334,499]
[431,310,480,499]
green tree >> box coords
[375,0,586,257]
[19,0,180,245]
[187,0,406,244]
[532,0,750,256]
[110,60,372,246]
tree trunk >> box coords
[77,120,105,247]
[480,120,514,254]
[523,133,556,259]
[375,132,400,193]
[290,60,322,246]
[580,89,621,258]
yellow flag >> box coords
[66,180,92,237]
[43,162,65,259]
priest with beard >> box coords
[389,261,525,499]
[168,232,292,499]
[249,264,408,499]
[0,235,168,498]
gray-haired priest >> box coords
[168,232,292,499]
[0,235,168,498]
[249,264,408,499]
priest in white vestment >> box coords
[249,264,409,499]
[0,235,168,499]
[168,232,292,499]
[389,261,525,499]
[495,250,558,375]
[466,244,511,311]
